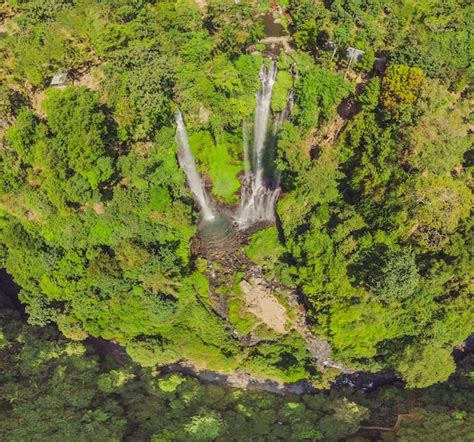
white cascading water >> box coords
[175,111,215,221]
[237,61,279,227]
[242,120,251,183]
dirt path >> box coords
[262,36,293,54]
[238,272,353,373]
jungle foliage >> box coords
[0,0,472,429]
[1,293,473,441]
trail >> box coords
[261,36,293,54]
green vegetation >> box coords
[1,293,473,440]
[0,0,472,438]
[245,226,284,268]
[294,66,352,127]
[189,131,242,202]
[271,71,293,112]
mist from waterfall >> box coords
[175,111,215,221]
[236,60,279,227]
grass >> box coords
[245,226,284,267]
[271,71,293,112]
[227,295,260,335]
[189,130,242,202]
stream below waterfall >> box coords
[2,270,473,395]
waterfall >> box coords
[236,60,279,227]
[175,61,293,232]
[242,120,251,184]
[253,60,277,189]
[175,111,215,221]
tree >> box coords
[381,64,425,114]
[404,80,471,174]
[108,50,174,141]
[205,0,263,55]
[208,55,243,96]
[289,0,321,26]
[293,20,318,51]
[318,398,369,440]
[407,176,472,250]
[367,250,420,302]
[184,412,224,440]
[357,47,375,73]
[397,343,456,388]
[0,302,127,440]
[390,44,441,78]
[0,152,25,194]
[356,77,380,111]
[5,109,40,164]
[295,66,351,127]
[245,227,284,269]
[42,87,113,188]
[271,71,293,112]
[126,337,179,367]
[0,84,27,125]
[92,23,130,57]
[397,408,474,441]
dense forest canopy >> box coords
[1,292,473,440]
[0,0,472,438]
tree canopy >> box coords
[0,0,472,436]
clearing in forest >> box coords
[239,278,289,334]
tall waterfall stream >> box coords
[237,61,280,227]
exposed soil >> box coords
[309,115,345,157]
[261,36,294,55]
[92,202,105,215]
[71,67,104,91]
[239,278,289,334]
[30,89,47,117]
[194,0,207,9]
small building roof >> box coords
[346,47,365,61]
[50,73,68,86]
